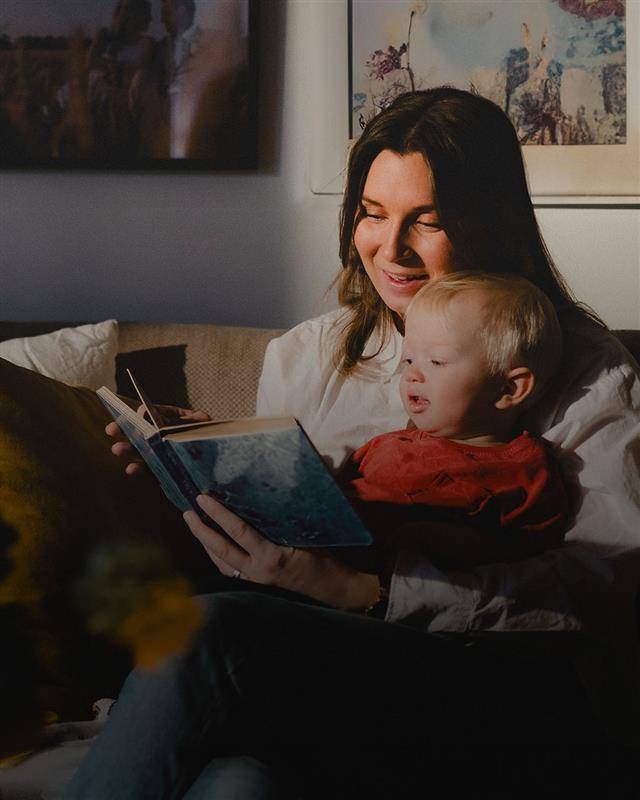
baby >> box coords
[342,271,569,570]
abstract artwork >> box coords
[0,0,258,169]
[351,0,627,146]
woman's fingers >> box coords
[124,462,145,476]
[159,405,211,423]
[184,499,299,588]
[110,440,134,457]
[184,510,249,573]
[105,421,122,438]
[105,423,145,475]
[185,499,370,609]
[195,494,269,555]
[136,403,212,425]
[105,404,211,480]
[189,496,303,588]
[107,406,209,434]
[203,549,240,579]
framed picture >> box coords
[0,0,259,170]
[309,0,639,203]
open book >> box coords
[96,371,372,548]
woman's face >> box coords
[353,150,457,317]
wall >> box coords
[1,1,638,331]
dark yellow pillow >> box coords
[0,357,213,751]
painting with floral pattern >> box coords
[350,0,627,146]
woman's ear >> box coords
[495,367,535,410]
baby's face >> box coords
[400,293,502,439]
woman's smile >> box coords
[382,269,429,292]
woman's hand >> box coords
[106,404,211,476]
[184,494,381,612]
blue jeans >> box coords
[182,756,279,799]
[63,591,609,799]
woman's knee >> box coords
[116,592,270,702]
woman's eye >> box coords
[365,212,384,221]
[415,220,441,230]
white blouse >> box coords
[257,307,640,743]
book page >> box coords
[96,387,156,437]
[166,416,296,441]
[125,369,166,429]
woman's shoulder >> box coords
[277,308,346,338]
[531,314,640,436]
[266,308,346,360]
[562,313,639,383]
[257,309,354,423]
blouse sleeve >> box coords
[255,337,286,417]
[386,338,640,636]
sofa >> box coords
[1,319,638,418]
[0,318,639,799]
[0,320,286,421]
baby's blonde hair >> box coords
[406,271,562,402]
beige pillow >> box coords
[0,321,118,391]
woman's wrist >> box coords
[341,570,381,612]
[362,579,390,617]
[286,548,383,612]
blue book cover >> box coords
[96,388,197,514]
[96,384,372,548]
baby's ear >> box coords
[495,367,535,410]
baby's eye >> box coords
[431,359,444,367]
[401,357,412,365]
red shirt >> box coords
[346,430,569,557]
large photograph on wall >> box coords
[0,0,258,169]
[348,0,638,197]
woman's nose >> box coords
[380,223,412,263]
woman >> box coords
[66,88,640,798]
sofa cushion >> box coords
[0,358,217,755]
[0,321,118,391]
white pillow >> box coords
[0,320,119,391]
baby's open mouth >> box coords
[407,394,429,412]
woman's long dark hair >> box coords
[335,87,601,374]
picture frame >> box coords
[309,0,639,204]
[0,0,259,171]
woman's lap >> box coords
[182,756,281,800]
[63,591,609,799]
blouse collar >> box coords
[358,321,404,379]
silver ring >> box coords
[231,569,242,579]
